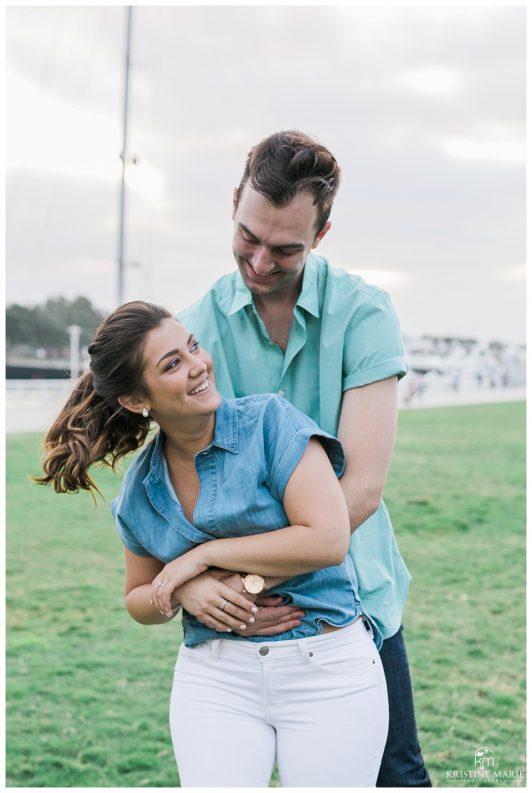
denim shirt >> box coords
[112,394,380,647]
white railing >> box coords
[6,379,76,391]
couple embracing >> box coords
[38,130,431,787]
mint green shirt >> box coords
[178,253,410,639]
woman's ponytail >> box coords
[34,300,171,495]
[34,370,149,495]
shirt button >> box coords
[259,646,269,656]
[277,389,285,397]
[268,340,274,346]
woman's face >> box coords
[139,318,221,422]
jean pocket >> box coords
[312,641,377,677]
[175,641,211,671]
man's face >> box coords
[232,182,330,301]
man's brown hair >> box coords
[236,130,341,233]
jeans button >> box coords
[259,646,269,656]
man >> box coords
[178,130,431,787]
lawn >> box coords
[6,401,526,787]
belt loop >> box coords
[209,639,221,659]
[362,615,374,639]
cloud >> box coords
[444,138,525,163]
[343,269,409,289]
[5,5,526,344]
[7,70,121,181]
[495,263,526,282]
[396,68,459,95]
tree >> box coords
[6,296,105,354]
[42,296,105,347]
[6,304,64,350]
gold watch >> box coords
[240,573,265,595]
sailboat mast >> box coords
[117,6,133,306]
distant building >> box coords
[6,357,85,379]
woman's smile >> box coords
[187,377,211,397]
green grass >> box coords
[6,402,525,787]
[387,403,526,787]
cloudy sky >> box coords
[6,5,526,343]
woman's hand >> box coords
[175,571,259,632]
[151,549,208,616]
[177,571,305,635]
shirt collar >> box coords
[295,253,320,318]
[226,253,320,319]
[150,396,239,476]
[210,395,239,453]
[227,271,254,316]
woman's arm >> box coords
[123,548,175,624]
[124,549,263,629]
[201,438,349,572]
[152,439,350,615]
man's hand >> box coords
[231,595,304,636]
[218,573,304,636]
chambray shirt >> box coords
[179,253,411,639]
[112,394,371,647]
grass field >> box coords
[6,401,526,787]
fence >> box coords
[6,379,74,434]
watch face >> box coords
[244,574,264,594]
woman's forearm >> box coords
[150,522,349,617]
[125,582,180,625]
[151,440,351,616]
[197,522,348,577]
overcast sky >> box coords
[6,5,526,343]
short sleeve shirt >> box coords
[112,394,368,647]
[179,254,411,639]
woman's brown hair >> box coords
[34,300,172,495]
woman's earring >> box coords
[142,408,149,418]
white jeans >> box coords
[169,618,389,787]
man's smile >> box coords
[246,260,279,279]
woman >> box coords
[37,300,388,787]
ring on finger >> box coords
[157,582,166,589]
[219,598,228,612]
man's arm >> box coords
[337,376,399,533]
